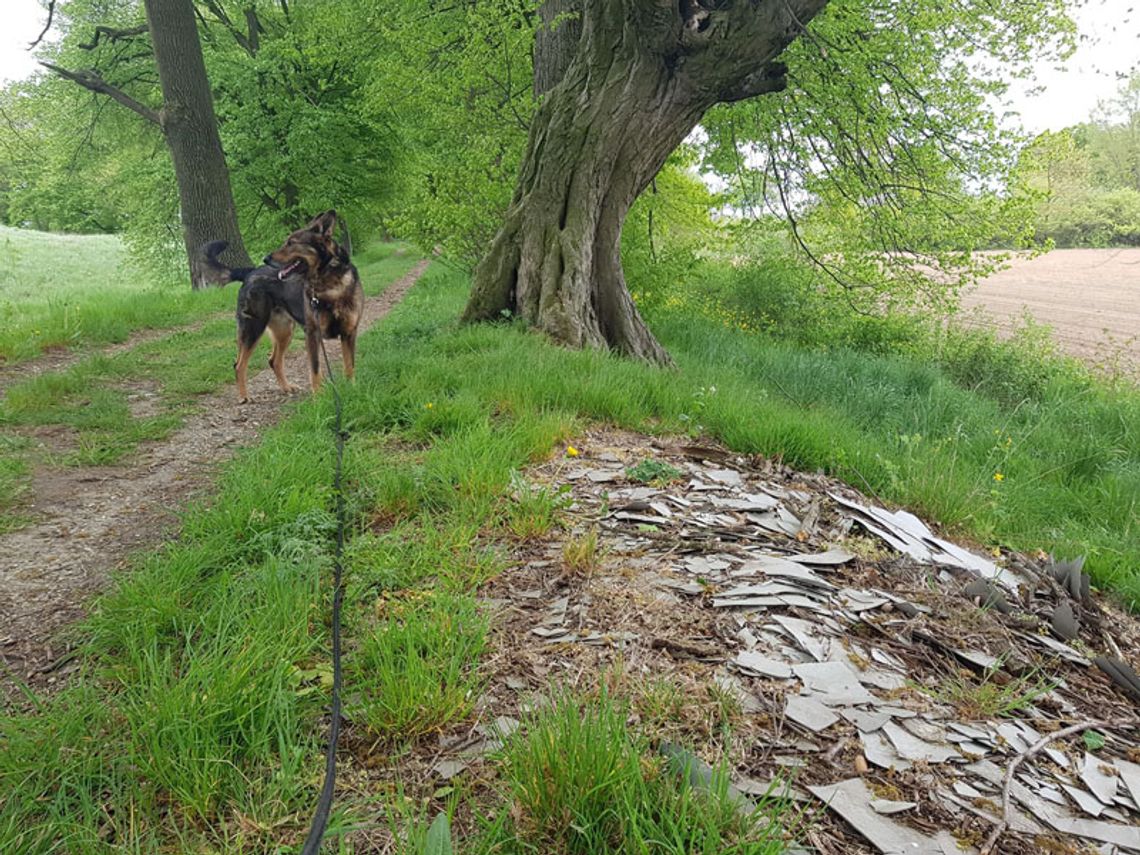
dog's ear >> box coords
[308,210,337,237]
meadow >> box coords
[1,232,1138,851]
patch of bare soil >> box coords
[0,261,429,704]
[961,249,1140,377]
[370,429,1140,854]
[0,315,222,399]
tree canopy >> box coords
[1,0,1082,304]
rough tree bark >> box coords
[43,0,250,288]
[463,0,829,363]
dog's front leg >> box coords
[306,330,322,393]
[340,332,357,381]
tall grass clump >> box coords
[469,692,787,855]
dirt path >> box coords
[960,248,1140,375]
[0,260,429,700]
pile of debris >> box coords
[468,429,1140,854]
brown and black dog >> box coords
[201,211,364,403]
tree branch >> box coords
[244,7,262,55]
[40,62,162,126]
[78,25,149,51]
[720,61,788,102]
[28,0,57,49]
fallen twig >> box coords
[980,716,1140,854]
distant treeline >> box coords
[1015,73,1140,248]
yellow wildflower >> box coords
[993,472,1004,482]
[566,445,580,457]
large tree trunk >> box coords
[464,0,827,363]
[144,0,250,289]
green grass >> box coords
[2,252,1137,852]
[0,242,422,527]
[350,591,487,742]
[0,225,232,364]
[469,692,786,854]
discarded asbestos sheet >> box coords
[794,548,855,567]
[968,759,1140,851]
[733,650,793,679]
[660,742,757,819]
[828,492,1024,588]
[793,661,879,706]
[841,708,892,733]
[882,721,962,764]
[1063,783,1108,817]
[1081,752,1120,805]
[737,555,837,590]
[808,778,967,854]
[490,429,1140,855]
[860,728,910,770]
[1117,758,1140,809]
[784,695,840,732]
[870,799,917,815]
[770,615,830,662]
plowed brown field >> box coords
[960,248,1140,374]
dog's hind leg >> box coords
[235,319,267,404]
[235,337,256,404]
[267,315,299,394]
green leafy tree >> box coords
[441,0,1075,362]
[41,0,252,287]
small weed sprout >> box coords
[626,457,684,485]
[562,526,601,578]
[679,384,717,437]
[922,659,1059,719]
[504,471,572,540]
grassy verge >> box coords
[0,227,418,366]
[0,226,232,365]
[0,264,801,852]
[2,257,1135,851]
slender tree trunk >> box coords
[144,0,250,288]
[464,0,827,363]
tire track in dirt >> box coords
[0,260,429,702]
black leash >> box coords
[300,304,348,855]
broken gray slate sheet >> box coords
[738,555,837,590]
[706,493,779,512]
[808,778,968,854]
[1081,752,1120,805]
[793,661,879,706]
[793,547,855,567]
[828,492,1024,588]
[968,759,1140,851]
[770,615,830,662]
[784,695,840,732]
[1117,758,1140,809]
[733,650,793,679]
[870,799,917,815]
[882,721,962,764]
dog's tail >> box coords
[197,240,254,284]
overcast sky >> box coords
[0,0,1137,133]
